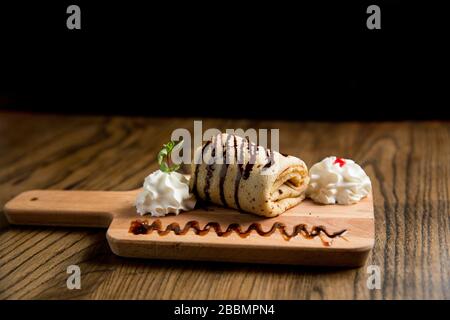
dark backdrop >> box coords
[0,1,448,120]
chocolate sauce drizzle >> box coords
[242,139,257,179]
[129,219,347,246]
[204,139,218,202]
[233,136,244,211]
[192,140,211,198]
[263,149,274,169]
[192,135,288,214]
[218,135,232,207]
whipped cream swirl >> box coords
[135,170,196,216]
[306,156,371,205]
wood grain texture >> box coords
[0,111,449,299]
[4,188,374,267]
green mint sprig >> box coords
[157,140,182,173]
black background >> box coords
[0,1,448,120]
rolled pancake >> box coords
[190,133,309,217]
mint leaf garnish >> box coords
[157,140,182,173]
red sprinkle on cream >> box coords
[333,157,346,167]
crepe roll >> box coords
[190,133,309,217]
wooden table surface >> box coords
[0,111,448,300]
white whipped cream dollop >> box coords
[135,170,196,216]
[306,156,371,205]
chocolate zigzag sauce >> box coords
[129,219,347,246]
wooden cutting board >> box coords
[3,188,374,267]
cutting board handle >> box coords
[3,189,133,228]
